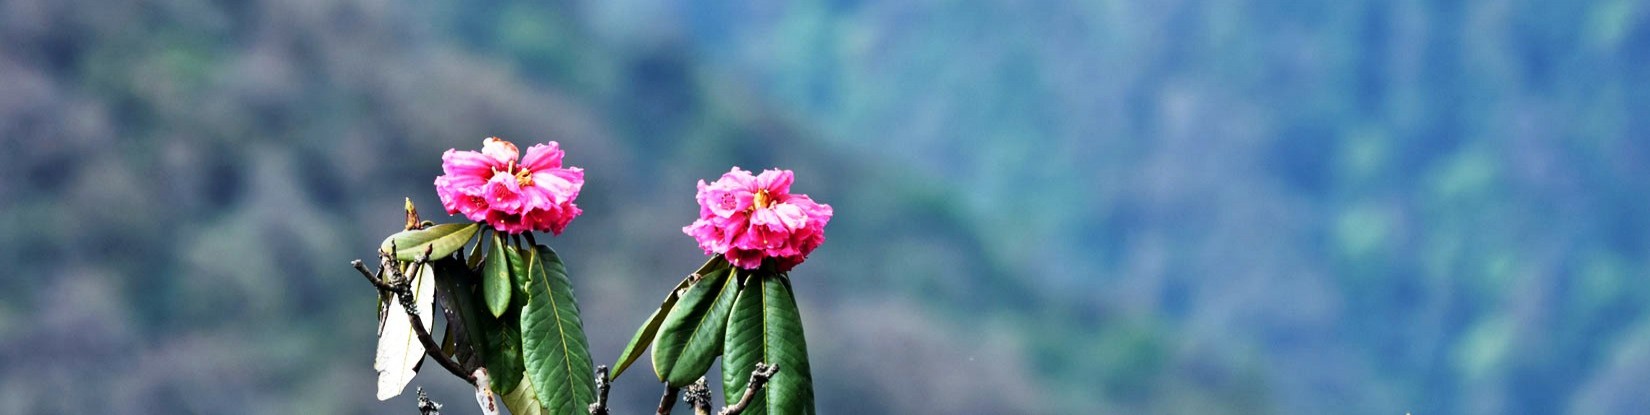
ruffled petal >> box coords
[767,203,808,230]
[755,169,794,195]
[685,167,829,270]
[483,174,525,215]
[442,149,500,179]
[520,142,565,171]
[531,167,584,203]
[432,138,584,234]
[719,167,757,190]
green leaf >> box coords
[500,376,547,415]
[652,265,738,387]
[508,242,530,297]
[433,258,488,373]
[482,315,525,397]
[723,272,815,415]
[467,228,491,271]
[481,245,529,397]
[519,246,597,415]
[483,231,512,318]
[612,257,728,380]
[381,223,481,261]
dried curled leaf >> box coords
[374,262,436,400]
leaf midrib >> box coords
[530,249,585,412]
[670,269,735,378]
[761,274,776,412]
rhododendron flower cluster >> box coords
[684,167,833,271]
[435,137,584,234]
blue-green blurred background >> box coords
[4,1,1650,413]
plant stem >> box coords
[656,386,680,415]
[718,363,780,415]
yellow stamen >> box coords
[753,190,772,209]
[515,169,533,186]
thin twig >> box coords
[656,386,680,415]
[719,363,780,415]
[683,378,713,415]
[588,366,612,415]
[394,247,476,384]
[352,259,396,291]
[356,243,475,384]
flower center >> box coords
[753,190,773,209]
[492,161,534,187]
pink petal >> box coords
[767,203,808,230]
[520,142,565,171]
[719,167,757,190]
[789,195,834,221]
[755,169,794,195]
[704,186,753,218]
[725,248,765,270]
[683,167,829,270]
[456,191,490,222]
[531,168,584,203]
[442,149,499,180]
[484,175,525,214]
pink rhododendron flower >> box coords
[435,137,584,234]
[684,167,832,271]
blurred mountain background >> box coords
[3,0,1650,413]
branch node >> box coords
[351,250,475,384]
[719,363,781,415]
[683,378,712,415]
[588,365,612,415]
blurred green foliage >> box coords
[2,1,1649,414]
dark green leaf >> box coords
[467,228,491,271]
[508,243,530,298]
[441,324,457,360]
[381,223,481,261]
[723,272,815,415]
[612,257,728,380]
[434,258,488,373]
[652,265,738,387]
[482,318,525,397]
[519,246,597,415]
[478,246,528,397]
[483,231,512,318]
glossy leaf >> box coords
[441,243,528,397]
[482,313,525,397]
[652,265,738,387]
[483,231,512,317]
[723,272,815,415]
[612,257,727,380]
[373,262,436,400]
[433,258,488,372]
[381,223,481,261]
[508,243,529,298]
[519,246,597,415]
